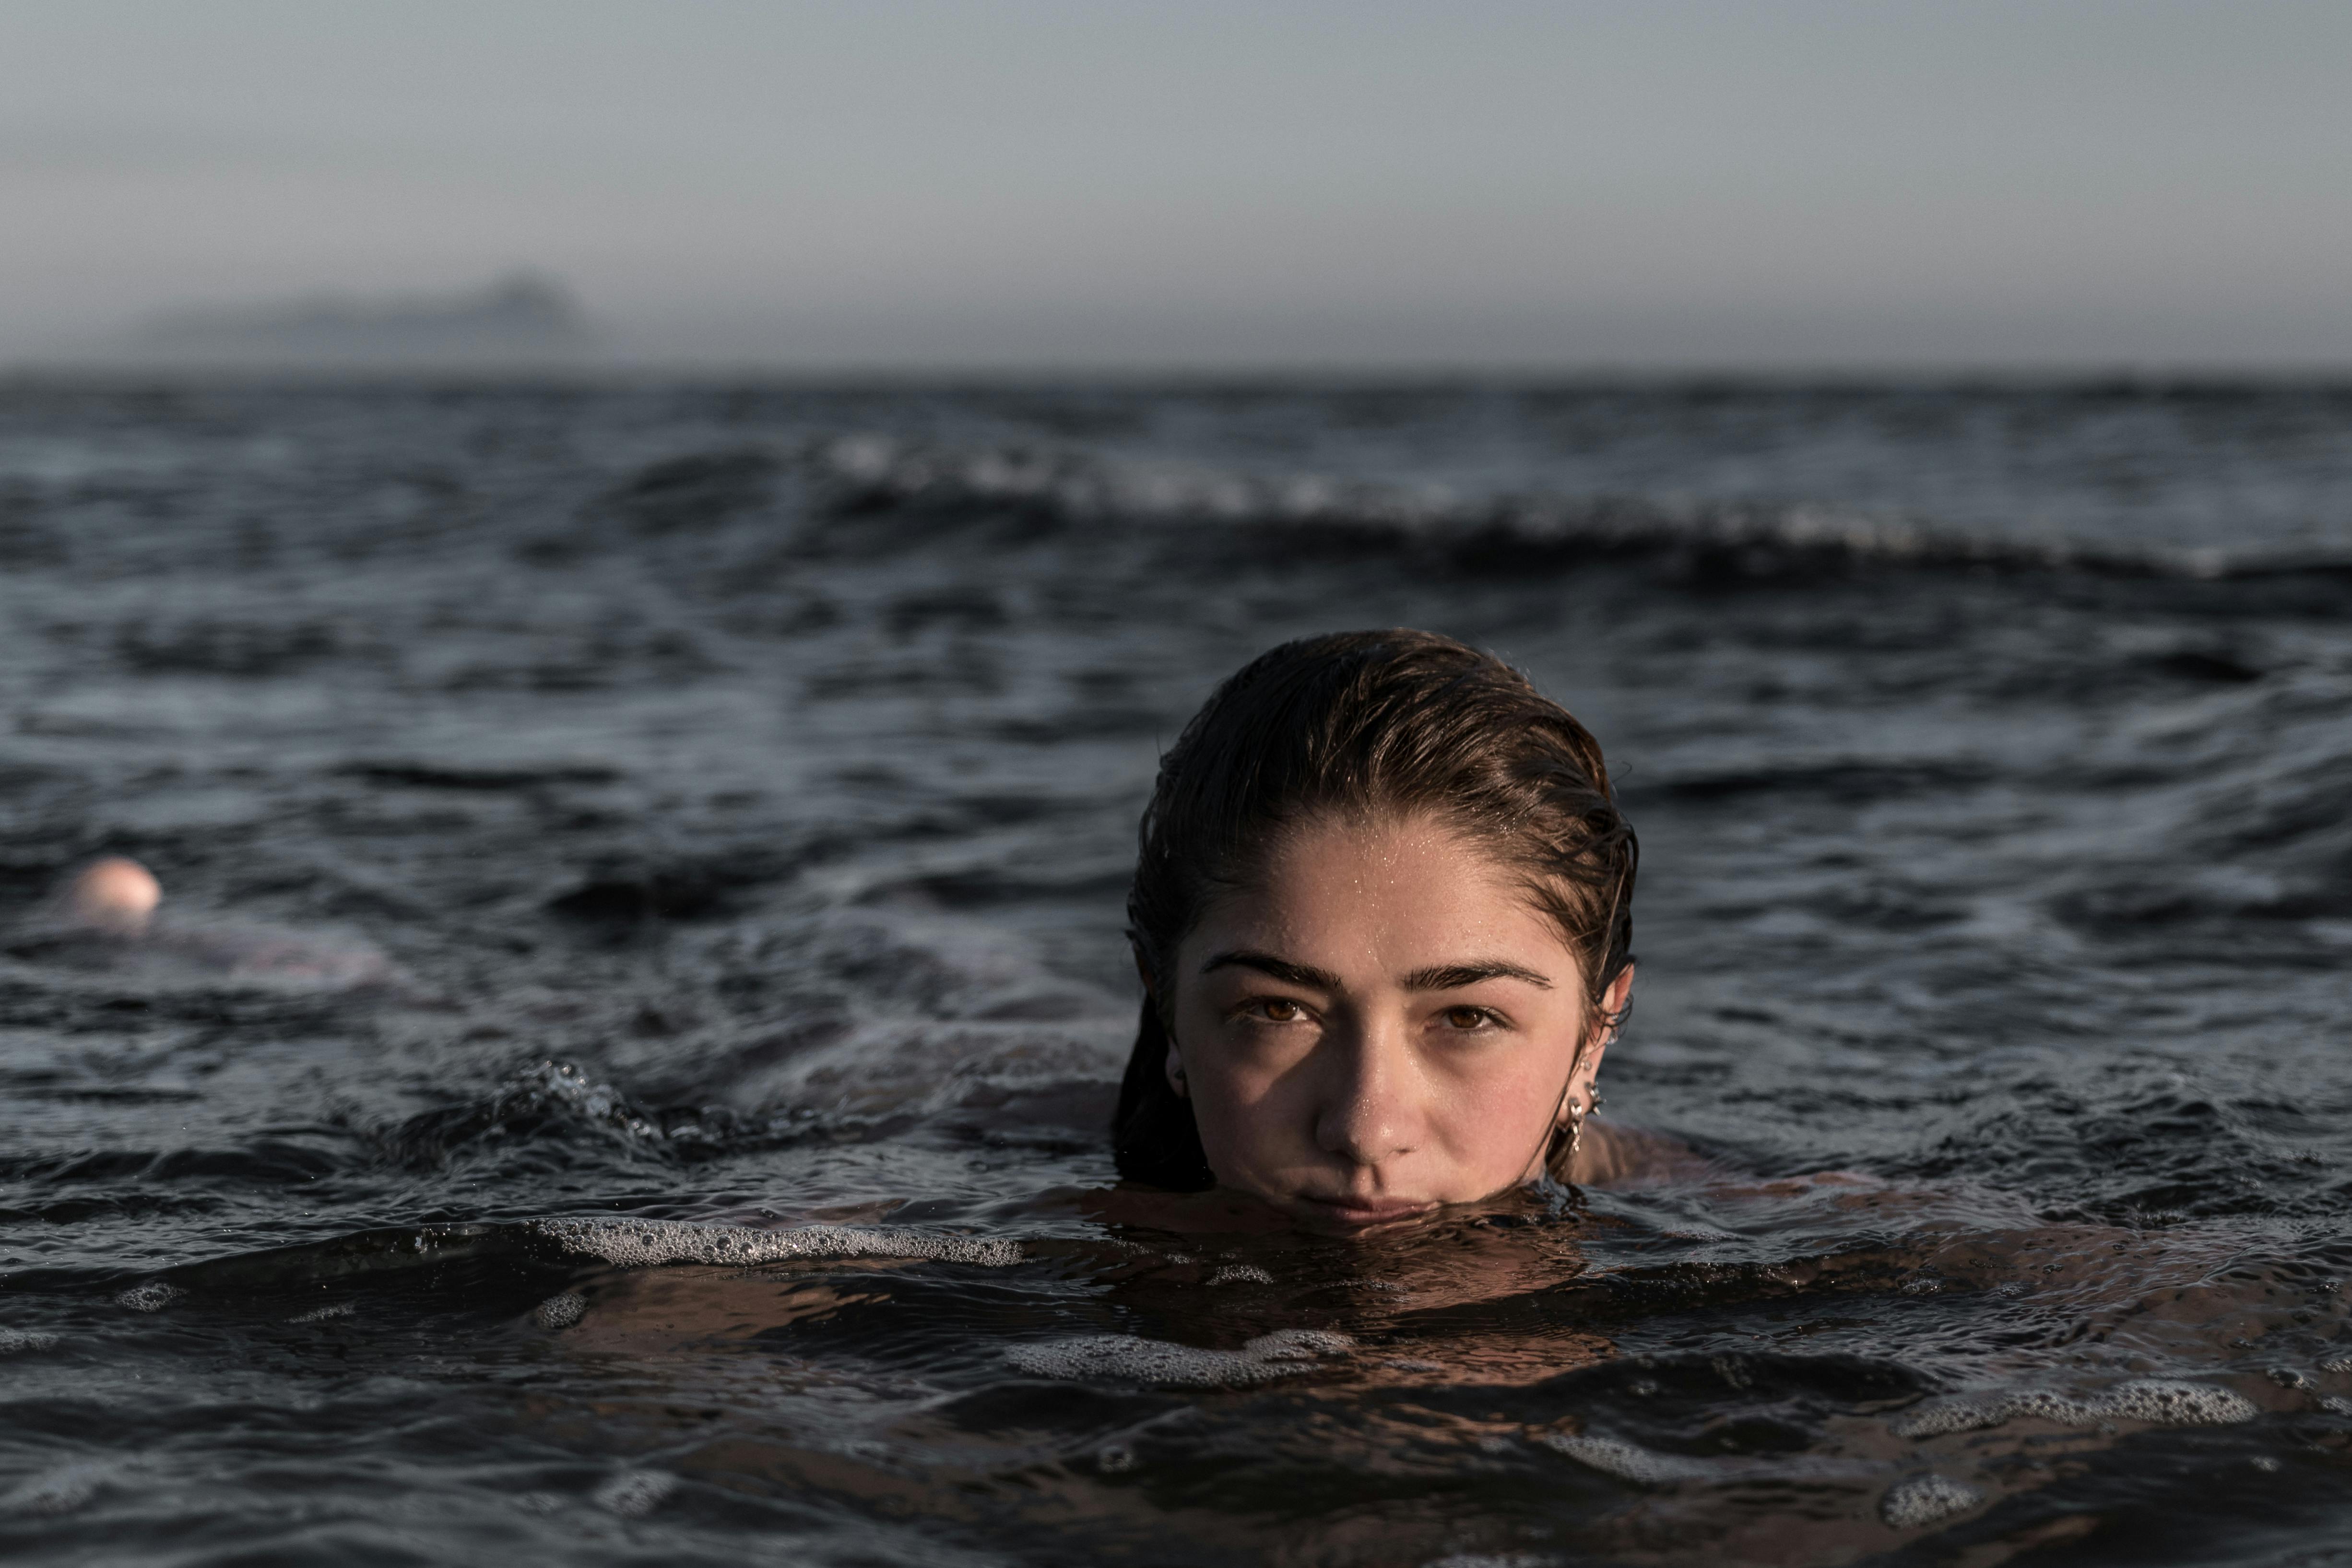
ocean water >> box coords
[2,378,2350,1566]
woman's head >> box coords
[1115,629,1637,1228]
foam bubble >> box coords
[2095,1379,2259,1426]
[1252,1328,1352,1360]
[2319,1354,2352,1374]
[533,1290,587,1330]
[0,1328,59,1354]
[1096,1443,1136,1474]
[114,1282,183,1312]
[3,1464,106,1516]
[1207,1264,1274,1285]
[1536,1432,1719,1486]
[1006,1327,1354,1388]
[592,1469,676,1517]
[1880,1474,1982,1529]
[1892,1378,2257,1438]
[529,1217,1021,1270]
[286,1302,353,1324]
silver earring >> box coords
[1566,1098,1585,1160]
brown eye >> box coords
[1260,999,1302,1023]
[1441,1005,1489,1030]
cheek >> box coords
[1185,1045,1296,1141]
[1172,1023,1311,1167]
[1424,1050,1560,1129]
[1417,1030,1584,1158]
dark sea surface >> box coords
[2,378,2351,1566]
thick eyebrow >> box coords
[1400,961,1554,992]
[1198,950,1344,991]
[1199,951,1553,993]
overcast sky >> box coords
[5,0,2347,369]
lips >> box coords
[1294,1192,1435,1230]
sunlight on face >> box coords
[1167,811,1625,1234]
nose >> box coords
[1312,1014,1421,1170]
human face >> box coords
[1163,812,1628,1235]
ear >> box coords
[1597,964,1634,1043]
[1163,1042,1189,1099]
[1558,965,1634,1123]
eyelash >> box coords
[1230,1000,1506,1032]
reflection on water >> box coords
[3,380,2352,1565]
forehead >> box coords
[1188,811,1572,968]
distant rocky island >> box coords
[139,273,593,365]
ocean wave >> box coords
[800,434,2352,584]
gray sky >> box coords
[5,0,2347,369]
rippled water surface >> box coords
[3,379,2351,1565]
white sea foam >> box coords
[1006,1327,1353,1388]
[3,1464,106,1516]
[114,1282,183,1312]
[1536,1432,1720,1486]
[1207,1263,1274,1285]
[532,1290,587,1330]
[592,1469,676,1517]
[530,1217,1021,1269]
[0,1328,59,1354]
[286,1302,353,1324]
[2318,1354,2352,1374]
[1880,1473,1983,1529]
[1891,1378,2257,1438]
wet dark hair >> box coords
[1112,628,1637,1189]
